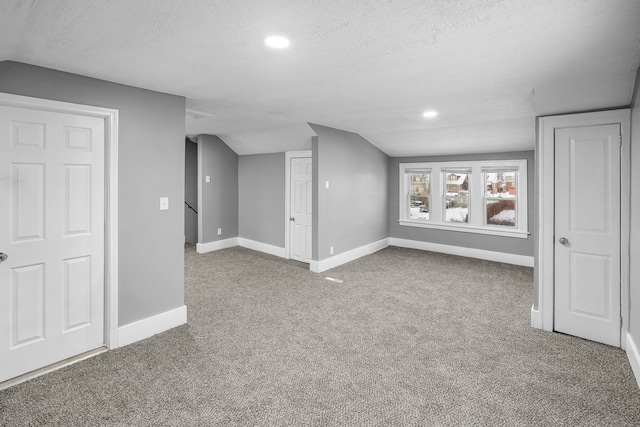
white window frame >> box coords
[399,160,529,238]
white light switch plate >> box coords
[206,176,211,183]
[160,197,169,210]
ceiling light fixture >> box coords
[265,36,290,49]
[422,110,438,118]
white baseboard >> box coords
[196,237,239,254]
[238,237,286,258]
[117,305,187,348]
[388,237,534,267]
[530,305,541,329]
[625,332,640,389]
[310,238,389,273]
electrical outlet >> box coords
[206,176,211,183]
[217,228,222,236]
[330,246,334,255]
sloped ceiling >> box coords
[1,0,639,156]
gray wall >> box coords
[310,124,389,261]
[630,69,640,348]
[197,134,238,243]
[238,153,285,248]
[185,139,198,244]
[0,61,186,326]
[389,151,535,257]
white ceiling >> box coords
[1,0,639,156]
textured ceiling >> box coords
[1,0,639,156]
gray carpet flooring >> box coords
[1,245,639,426]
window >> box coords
[399,160,528,238]
[407,170,430,221]
[484,169,517,228]
[443,170,470,224]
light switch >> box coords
[325,180,329,189]
[160,197,169,210]
[205,176,211,183]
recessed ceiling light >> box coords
[265,36,290,49]
[422,110,438,118]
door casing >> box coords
[535,109,630,349]
[0,92,120,350]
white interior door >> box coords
[289,157,312,263]
[0,105,105,383]
[554,124,621,346]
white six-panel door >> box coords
[554,124,621,347]
[290,157,312,263]
[0,105,105,383]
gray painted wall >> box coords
[185,139,198,244]
[310,124,389,261]
[238,153,285,248]
[0,61,186,326]
[630,69,640,348]
[389,151,535,257]
[197,134,238,243]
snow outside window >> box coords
[399,160,528,238]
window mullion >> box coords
[431,169,442,222]
[469,165,482,227]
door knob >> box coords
[0,253,7,263]
[558,237,568,245]
[290,217,295,222]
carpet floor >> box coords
[1,245,639,426]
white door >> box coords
[554,124,621,346]
[0,105,105,383]
[289,157,312,263]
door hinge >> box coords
[619,134,622,146]
[620,316,623,327]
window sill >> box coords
[398,220,530,239]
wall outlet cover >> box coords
[160,197,169,210]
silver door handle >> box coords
[0,253,7,263]
[558,237,568,245]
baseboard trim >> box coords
[530,305,541,329]
[388,237,534,267]
[117,305,187,348]
[310,238,389,273]
[238,238,286,258]
[625,332,640,389]
[196,238,239,254]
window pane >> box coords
[485,172,517,227]
[409,173,430,221]
[444,173,469,223]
